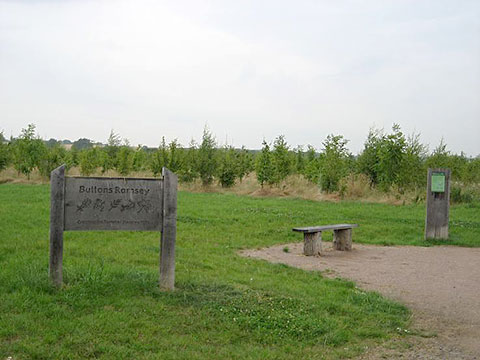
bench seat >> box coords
[292,223,359,256]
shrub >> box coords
[256,140,274,187]
[217,146,237,188]
[319,134,350,192]
[271,135,293,185]
[197,126,217,185]
[11,124,47,179]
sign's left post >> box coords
[49,164,65,287]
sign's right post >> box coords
[425,168,450,240]
[159,167,178,291]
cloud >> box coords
[1,0,479,155]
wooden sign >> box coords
[425,168,450,240]
[49,165,177,290]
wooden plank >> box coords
[49,164,65,287]
[159,167,177,291]
[293,224,358,233]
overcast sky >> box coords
[1,0,479,155]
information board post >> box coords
[425,168,450,240]
[49,165,177,290]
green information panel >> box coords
[431,172,445,192]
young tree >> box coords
[271,135,293,184]
[197,126,217,185]
[79,147,100,176]
[397,133,427,190]
[217,146,237,187]
[102,130,122,172]
[256,140,274,187]
[179,139,199,182]
[66,147,80,168]
[294,145,306,174]
[132,146,148,172]
[150,137,169,177]
[235,146,253,182]
[116,145,134,176]
[303,145,321,184]
[376,124,406,190]
[357,127,384,186]
[72,138,94,150]
[168,139,182,173]
[358,124,412,191]
[11,124,47,179]
[38,144,68,178]
[425,139,450,170]
[0,132,10,172]
[319,134,350,192]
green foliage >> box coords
[461,157,480,184]
[37,144,68,177]
[217,146,237,187]
[11,124,47,179]
[149,137,169,177]
[0,132,10,172]
[357,128,383,186]
[197,126,217,185]
[256,140,274,187]
[272,135,293,184]
[425,139,449,169]
[132,146,148,172]
[45,138,60,148]
[79,147,100,176]
[168,139,182,173]
[357,125,426,192]
[303,145,320,184]
[235,146,253,182]
[376,124,406,190]
[451,186,477,204]
[116,146,134,176]
[304,158,321,184]
[67,147,80,168]
[100,130,122,173]
[397,133,427,190]
[3,122,480,199]
[294,145,306,173]
[72,137,94,150]
[179,139,199,182]
[319,135,350,192]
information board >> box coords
[64,177,163,231]
[431,172,445,193]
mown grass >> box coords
[1,184,479,359]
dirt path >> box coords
[241,243,480,359]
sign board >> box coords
[425,168,450,240]
[64,177,163,231]
[431,172,445,193]
[49,165,177,290]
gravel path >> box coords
[241,242,480,359]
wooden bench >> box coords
[292,224,359,256]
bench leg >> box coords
[333,229,352,251]
[303,232,322,256]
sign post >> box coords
[425,168,450,240]
[49,165,177,290]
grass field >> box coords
[1,184,479,359]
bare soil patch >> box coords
[241,242,480,359]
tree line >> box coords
[1,124,479,195]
